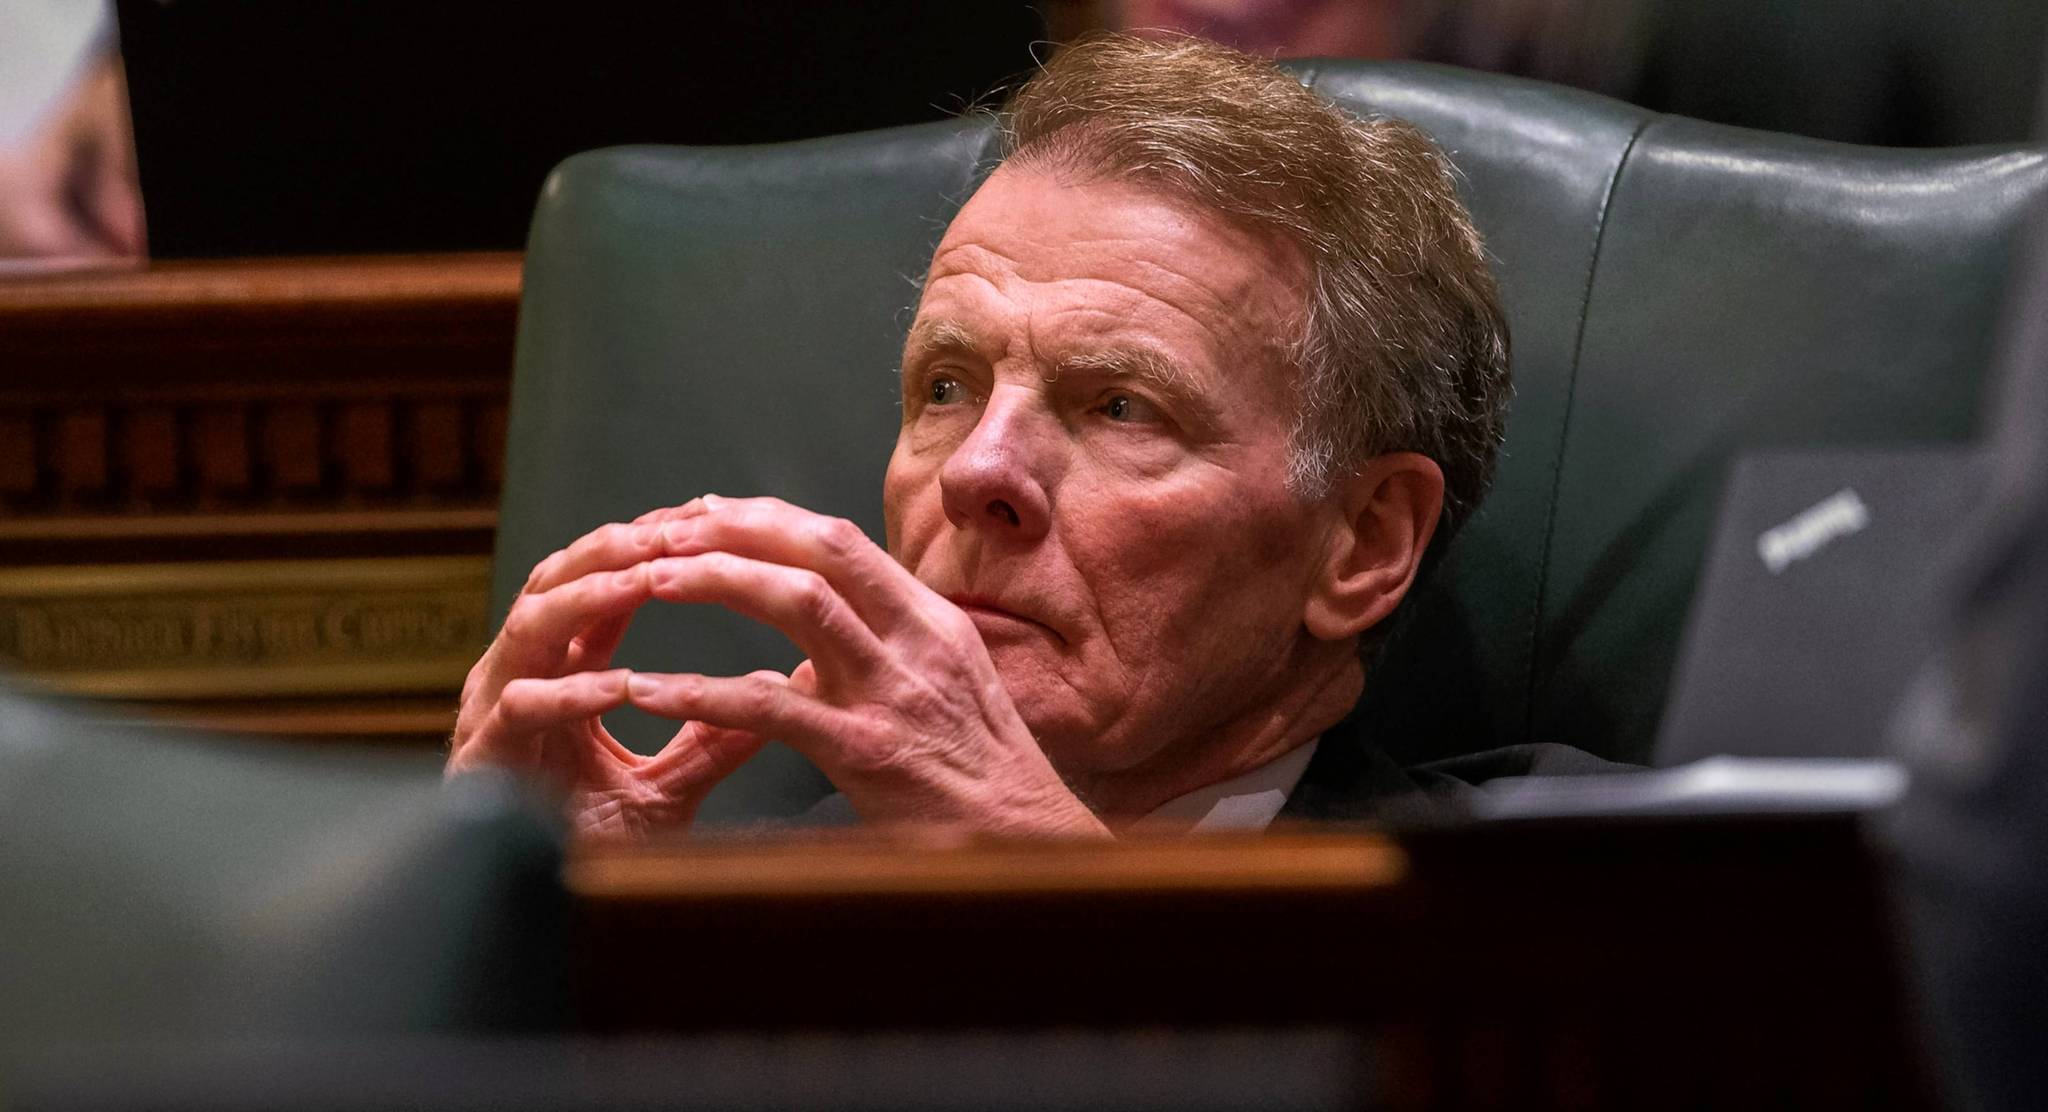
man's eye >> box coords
[929,376,965,405]
[1098,393,1161,423]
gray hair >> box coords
[999,33,1511,543]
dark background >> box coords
[117,1,1047,257]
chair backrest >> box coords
[497,61,2047,819]
[0,686,569,1040]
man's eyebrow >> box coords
[1052,346,1207,411]
[903,318,986,362]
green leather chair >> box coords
[496,62,2048,822]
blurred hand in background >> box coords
[0,48,144,262]
[1121,0,1402,58]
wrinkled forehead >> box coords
[934,160,1309,270]
[916,164,1311,364]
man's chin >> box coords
[985,644,1137,761]
[1006,699,1141,788]
[1033,729,1167,817]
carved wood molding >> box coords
[0,556,490,698]
[0,253,519,528]
[0,253,521,741]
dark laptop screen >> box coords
[1656,445,1986,766]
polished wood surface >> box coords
[0,252,520,315]
[570,829,1409,901]
[569,817,1931,1108]
[0,253,518,742]
[571,829,1424,1034]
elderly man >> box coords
[450,35,1598,839]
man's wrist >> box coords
[1004,786,1112,839]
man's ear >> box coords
[1303,452,1445,642]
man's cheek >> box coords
[1083,507,1230,588]
[882,437,945,538]
[883,479,941,566]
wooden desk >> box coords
[0,254,519,742]
[570,817,1931,1108]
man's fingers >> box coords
[644,552,887,675]
[563,611,634,675]
[454,669,635,776]
[624,670,841,753]
[652,721,770,786]
[523,498,716,596]
[493,669,633,734]
[643,670,785,786]
[655,496,930,633]
[631,499,714,527]
[523,521,658,596]
[494,563,663,680]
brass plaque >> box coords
[0,557,490,698]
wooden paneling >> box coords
[0,253,520,742]
[0,253,518,520]
[0,556,490,697]
[570,818,1933,1108]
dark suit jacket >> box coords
[791,708,1631,829]
[1278,723,1632,826]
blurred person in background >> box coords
[1120,0,2045,147]
[1885,54,2048,1109]
[0,0,143,264]
[1120,0,1403,59]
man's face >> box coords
[883,165,1337,784]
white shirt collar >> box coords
[1129,738,1320,834]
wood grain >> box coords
[0,253,519,741]
[569,830,1409,902]
[0,252,518,524]
[567,816,1933,1107]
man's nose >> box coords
[939,389,1054,542]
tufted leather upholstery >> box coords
[497,62,2047,820]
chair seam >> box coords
[1520,114,1655,747]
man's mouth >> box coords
[945,594,1065,644]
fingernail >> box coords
[627,674,660,699]
[701,493,723,510]
[658,520,692,549]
